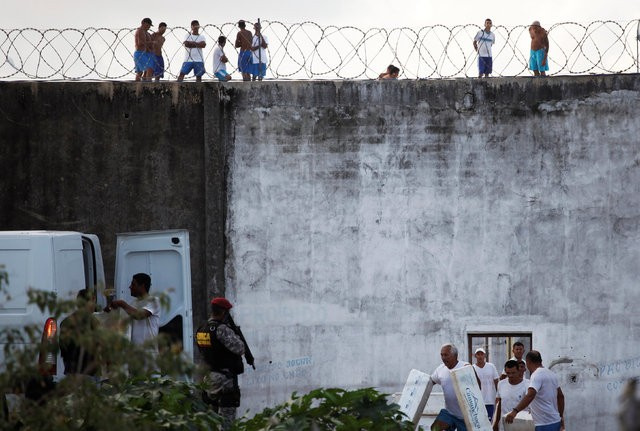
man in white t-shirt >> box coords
[501,341,527,380]
[473,348,499,421]
[505,350,565,431]
[111,273,161,357]
[493,359,530,431]
[178,20,207,82]
[250,22,268,81]
[212,35,232,82]
[473,18,496,78]
[430,343,471,431]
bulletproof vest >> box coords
[196,319,244,375]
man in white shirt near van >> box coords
[493,359,530,431]
[505,350,565,431]
[111,273,161,360]
[178,20,207,82]
[473,347,499,421]
[212,36,232,81]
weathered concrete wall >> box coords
[225,76,640,428]
[1,76,640,428]
[0,81,225,327]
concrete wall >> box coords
[225,76,640,428]
[1,75,640,428]
[0,82,225,327]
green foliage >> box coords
[1,284,414,431]
[232,387,415,431]
[0,288,222,430]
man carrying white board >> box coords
[430,343,472,431]
[493,360,530,431]
[505,351,565,431]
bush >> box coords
[1,272,414,431]
[0,275,222,430]
[232,387,415,431]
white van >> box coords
[0,229,193,378]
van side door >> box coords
[114,230,193,361]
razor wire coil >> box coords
[1,20,638,80]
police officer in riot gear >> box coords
[196,297,248,430]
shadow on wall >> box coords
[618,378,640,431]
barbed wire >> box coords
[1,20,638,80]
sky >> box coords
[2,0,640,29]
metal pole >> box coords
[637,19,639,73]
[257,18,262,79]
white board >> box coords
[503,411,535,431]
[397,369,434,427]
[451,365,493,431]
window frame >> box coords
[466,332,533,365]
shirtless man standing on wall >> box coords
[235,20,253,81]
[151,22,167,82]
[134,18,154,81]
[529,20,549,77]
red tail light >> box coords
[38,318,58,375]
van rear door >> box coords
[114,230,193,361]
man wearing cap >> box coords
[235,20,253,81]
[134,18,154,81]
[196,297,245,430]
[473,347,500,421]
[529,20,550,76]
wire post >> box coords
[257,18,262,79]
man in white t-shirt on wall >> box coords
[493,359,530,431]
[212,35,232,82]
[430,343,472,431]
[178,20,207,82]
[473,348,499,421]
[250,22,268,81]
[473,18,496,78]
[505,350,565,431]
[111,273,161,358]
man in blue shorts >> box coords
[235,20,253,81]
[177,20,207,82]
[213,36,232,81]
[134,18,154,81]
[430,344,470,431]
[529,21,549,77]
[151,22,167,81]
[473,18,495,78]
